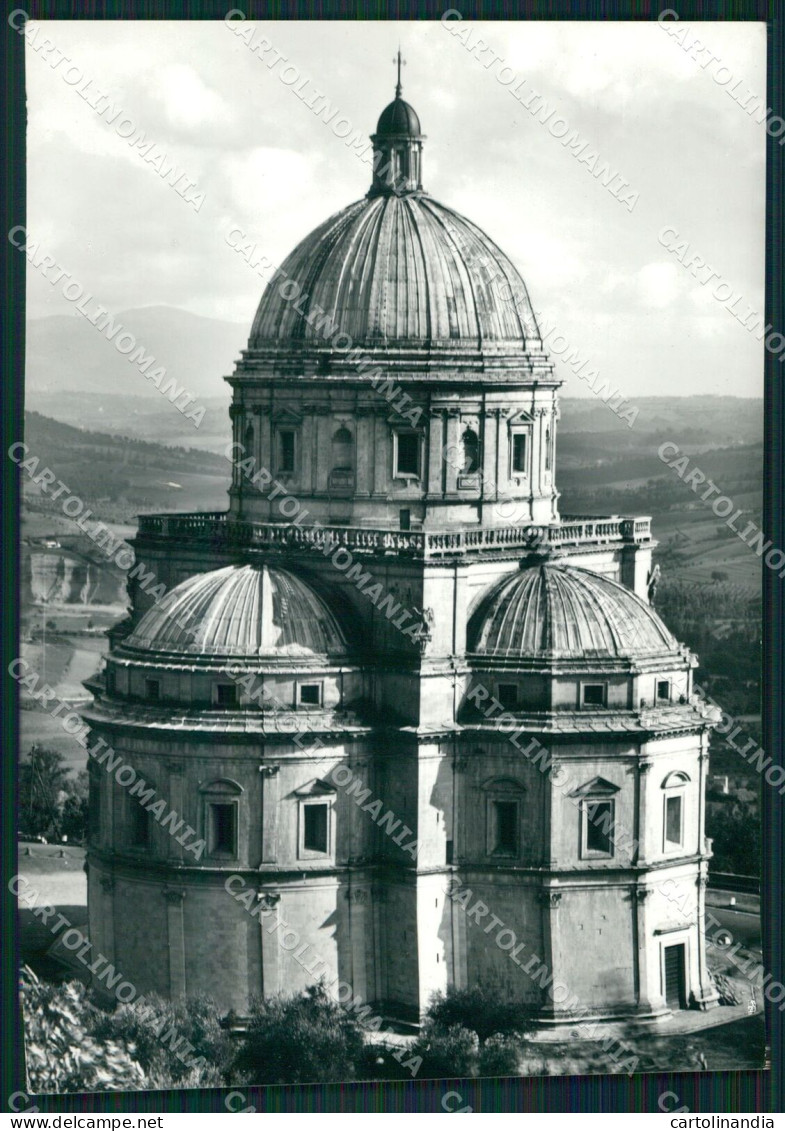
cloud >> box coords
[636,262,683,309]
[155,63,233,132]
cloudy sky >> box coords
[24,18,766,399]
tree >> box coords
[424,987,532,1042]
[233,983,365,1085]
[19,747,69,839]
[408,988,534,1080]
[60,770,89,843]
[708,811,761,876]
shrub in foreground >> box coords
[425,987,532,1042]
[411,1022,479,1079]
[233,983,366,1085]
[478,1033,521,1077]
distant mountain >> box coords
[21,411,231,520]
[559,396,763,445]
[23,411,228,471]
[26,305,247,401]
[23,391,232,454]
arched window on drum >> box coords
[462,428,479,475]
[329,426,354,489]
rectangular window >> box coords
[395,432,420,477]
[584,799,614,856]
[492,800,518,856]
[657,680,671,702]
[445,839,454,865]
[665,795,683,848]
[512,433,527,474]
[216,683,238,707]
[106,669,116,694]
[209,803,236,855]
[299,683,322,706]
[303,803,329,853]
[130,802,149,848]
[498,683,518,710]
[145,678,160,701]
[279,430,296,473]
[399,508,411,531]
[582,683,606,707]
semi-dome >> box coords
[123,564,347,659]
[249,194,541,348]
[470,563,678,661]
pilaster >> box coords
[257,892,281,996]
[99,875,115,965]
[347,887,369,1003]
[694,873,720,1010]
[260,765,280,864]
[633,885,656,1013]
[538,887,563,1020]
[635,757,653,866]
[162,888,187,999]
[166,761,184,862]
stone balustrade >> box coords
[135,511,652,559]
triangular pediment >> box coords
[569,776,620,798]
[292,778,336,798]
[385,411,424,429]
[272,406,303,424]
[507,409,534,426]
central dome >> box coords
[249,195,541,348]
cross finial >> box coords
[393,47,405,98]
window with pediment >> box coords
[571,777,620,860]
[661,771,690,852]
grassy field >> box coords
[655,508,764,591]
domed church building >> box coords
[83,68,719,1029]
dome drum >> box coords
[233,343,557,381]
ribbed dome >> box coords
[124,565,347,659]
[376,97,421,137]
[249,195,541,347]
[471,564,677,660]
